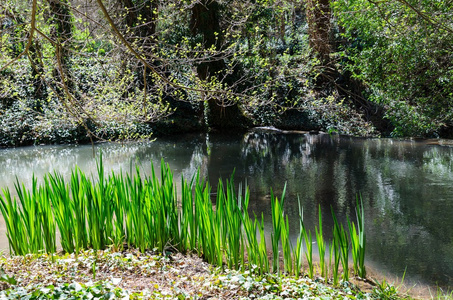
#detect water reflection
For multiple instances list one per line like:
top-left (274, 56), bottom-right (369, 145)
top-left (1, 130), bottom-right (453, 288)
top-left (239, 131), bottom-right (453, 287)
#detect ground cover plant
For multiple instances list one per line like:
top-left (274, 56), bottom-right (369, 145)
top-left (0, 248), bottom-right (421, 300)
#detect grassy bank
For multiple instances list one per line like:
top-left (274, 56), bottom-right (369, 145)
top-left (0, 248), bottom-right (418, 299)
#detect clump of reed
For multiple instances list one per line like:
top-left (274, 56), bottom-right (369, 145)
top-left (0, 158), bottom-right (367, 284)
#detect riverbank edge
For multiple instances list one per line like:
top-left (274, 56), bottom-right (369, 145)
top-left (0, 109), bottom-right (380, 149)
top-left (0, 248), bottom-right (417, 300)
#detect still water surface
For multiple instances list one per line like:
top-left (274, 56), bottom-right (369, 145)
top-left (1, 129), bottom-right (453, 289)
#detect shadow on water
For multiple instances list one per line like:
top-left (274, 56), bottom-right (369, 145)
top-left (1, 129), bottom-right (453, 293)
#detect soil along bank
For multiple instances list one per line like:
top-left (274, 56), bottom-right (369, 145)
top-left (0, 249), bottom-right (414, 299)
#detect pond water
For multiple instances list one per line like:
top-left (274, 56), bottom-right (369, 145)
top-left (1, 129), bottom-right (453, 290)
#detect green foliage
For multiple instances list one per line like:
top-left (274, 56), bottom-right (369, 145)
top-left (0, 55), bottom-right (159, 147)
top-left (0, 281), bottom-right (129, 299)
top-left (270, 187), bottom-right (285, 274)
top-left (333, 0), bottom-right (453, 137)
top-left (1, 0), bottom-right (383, 142)
top-left (349, 196), bottom-right (366, 278)
top-left (0, 267), bottom-right (17, 286)
top-left (315, 205), bottom-right (327, 278)
top-left (292, 199), bottom-right (304, 279)
top-left (2, 0), bottom-right (452, 139)
top-left (302, 224), bottom-right (314, 279)
top-left (300, 96), bottom-right (377, 136)
top-left (0, 157), bottom-right (368, 285)
top-left (0, 249), bottom-right (412, 300)
top-left (332, 208), bottom-right (350, 282)
top-left (372, 269), bottom-right (408, 300)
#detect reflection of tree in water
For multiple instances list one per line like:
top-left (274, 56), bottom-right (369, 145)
top-left (130, 133), bottom-right (214, 185)
top-left (241, 130), bottom-right (311, 192)
top-left (182, 144), bottom-right (209, 181)
top-left (239, 131), bottom-right (346, 239)
top-left (238, 130), bottom-right (453, 288)
top-left (240, 130), bottom-right (360, 218)
top-left (1, 132), bottom-right (453, 288)
top-left (348, 140), bottom-right (453, 288)
top-left (0, 135), bottom-right (211, 194)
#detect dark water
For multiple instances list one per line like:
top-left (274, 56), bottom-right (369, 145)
top-left (1, 129), bottom-right (453, 289)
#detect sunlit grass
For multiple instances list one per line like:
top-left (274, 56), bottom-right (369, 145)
top-left (349, 196), bottom-right (366, 278)
top-left (270, 187), bottom-right (285, 275)
top-left (0, 157), bottom-right (367, 284)
top-left (332, 207), bottom-right (350, 282)
top-left (292, 198), bottom-right (304, 278)
top-left (315, 205), bottom-right (326, 278)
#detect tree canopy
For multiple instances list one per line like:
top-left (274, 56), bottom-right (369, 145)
top-left (1, 0), bottom-right (452, 146)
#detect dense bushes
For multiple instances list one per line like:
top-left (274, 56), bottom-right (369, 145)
top-left (333, 0), bottom-right (453, 137)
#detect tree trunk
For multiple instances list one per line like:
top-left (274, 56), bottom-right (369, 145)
top-left (119, 0), bottom-right (159, 92)
top-left (46, 0), bottom-right (73, 97)
top-left (191, 0), bottom-right (248, 130)
top-left (28, 40), bottom-right (47, 111)
top-left (191, 0), bottom-right (225, 80)
top-left (120, 0), bottom-right (158, 43)
top-left (306, 0), bottom-right (331, 63)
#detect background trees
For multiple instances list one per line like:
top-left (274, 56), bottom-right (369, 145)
top-left (1, 0), bottom-right (452, 146)
top-left (334, 0), bottom-right (453, 136)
